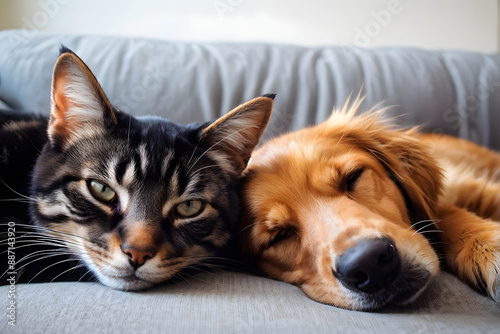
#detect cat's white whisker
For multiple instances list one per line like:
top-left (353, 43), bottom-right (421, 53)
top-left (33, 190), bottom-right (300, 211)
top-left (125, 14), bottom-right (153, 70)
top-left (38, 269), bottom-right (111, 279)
top-left (14, 223), bottom-right (92, 243)
top-left (78, 268), bottom-right (95, 282)
top-left (186, 127), bottom-right (249, 175)
top-left (0, 249), bottom-right (72, 278)
top-left (27, 257), bottom-right (84, 283)
top-left (0, 239), bottom-right (68, 250)
top-left (184, 143), bottom-right (201, 174)
top-left (0, 179), bottom-right (36, 202)
top-left (15, 248), bottom-right (73, 265)
top-left (0, 198), bottom-right (34, 203)
top-left (19, 250), bottom-right (80, 264)
top-left (50, 263), bottom-right (88, 283)
top-left (190, 164), bottom-right (220, 176)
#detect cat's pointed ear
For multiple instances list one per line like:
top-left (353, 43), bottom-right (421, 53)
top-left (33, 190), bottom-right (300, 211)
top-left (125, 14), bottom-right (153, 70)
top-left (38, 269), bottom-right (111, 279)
top-left (48, 46), bottom-right (117, 149)
top-left (200, 94), bottom-right (275, 172)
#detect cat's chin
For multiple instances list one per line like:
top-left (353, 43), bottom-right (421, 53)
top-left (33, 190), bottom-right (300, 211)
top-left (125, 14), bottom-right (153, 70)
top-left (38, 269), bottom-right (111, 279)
top-left (96, 273), bottom-right (157, 291)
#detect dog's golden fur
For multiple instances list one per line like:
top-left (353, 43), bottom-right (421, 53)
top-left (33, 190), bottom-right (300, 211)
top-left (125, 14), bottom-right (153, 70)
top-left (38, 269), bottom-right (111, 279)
top-left (240, 99), bottom-right (500, 310)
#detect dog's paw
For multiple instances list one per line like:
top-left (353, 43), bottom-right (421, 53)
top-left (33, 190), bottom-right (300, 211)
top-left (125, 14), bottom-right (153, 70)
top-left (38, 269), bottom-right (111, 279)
top-left (482, 234), bottom-right (500, 303)
top-left (473, 239), bottom-right (500, 302)
top-left (451, 224), bottom-right (500, 302)
top-left (486, 254), bottom-right (500, 303)
top-left (494, 274), bottom-right (500, 302)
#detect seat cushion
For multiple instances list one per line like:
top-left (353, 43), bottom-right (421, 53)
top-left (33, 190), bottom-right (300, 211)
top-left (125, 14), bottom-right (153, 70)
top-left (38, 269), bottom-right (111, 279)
top-left (1, 271), bottom-right (498, 333)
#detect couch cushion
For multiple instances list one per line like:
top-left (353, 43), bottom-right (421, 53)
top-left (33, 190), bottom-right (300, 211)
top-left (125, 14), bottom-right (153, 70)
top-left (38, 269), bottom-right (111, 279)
top-left (1, 30), bottom-right (500, 149)
top-left (1, 30), bottom-right (500, 333)
top-left (0, 271), bottom-right (498, 334)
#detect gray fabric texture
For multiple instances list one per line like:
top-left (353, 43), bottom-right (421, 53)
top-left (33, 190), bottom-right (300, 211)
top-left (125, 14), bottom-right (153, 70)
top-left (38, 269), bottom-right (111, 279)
top-left (0, 30), bottom-right (499, 332)
top-left (1, 30), bottom-right (500, 148)
top-left (0, 272), bottom-right (499, 334)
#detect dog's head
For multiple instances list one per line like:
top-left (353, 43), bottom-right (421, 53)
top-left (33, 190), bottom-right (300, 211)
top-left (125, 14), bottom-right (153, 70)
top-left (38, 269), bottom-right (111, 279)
top-left (240, 101), bottom-right (443, 310)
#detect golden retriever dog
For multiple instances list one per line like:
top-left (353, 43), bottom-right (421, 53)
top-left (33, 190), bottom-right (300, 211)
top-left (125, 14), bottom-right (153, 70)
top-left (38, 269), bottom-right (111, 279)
top-left (240, 99), bottom-right (500, 310)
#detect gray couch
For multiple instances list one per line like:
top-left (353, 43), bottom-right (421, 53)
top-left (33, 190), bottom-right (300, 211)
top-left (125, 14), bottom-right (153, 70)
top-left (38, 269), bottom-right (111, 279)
top-left (0, 30), bottom-right (499, 333)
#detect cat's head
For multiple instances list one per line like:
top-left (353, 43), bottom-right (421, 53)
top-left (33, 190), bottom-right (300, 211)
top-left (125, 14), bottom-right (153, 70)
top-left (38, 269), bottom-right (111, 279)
top-left (30, 48), bottom-right (274, 290)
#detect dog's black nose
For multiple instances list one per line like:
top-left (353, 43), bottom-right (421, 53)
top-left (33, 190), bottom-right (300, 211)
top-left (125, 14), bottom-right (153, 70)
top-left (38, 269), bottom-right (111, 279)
top-left (335, 238), bottom-right (401, 294)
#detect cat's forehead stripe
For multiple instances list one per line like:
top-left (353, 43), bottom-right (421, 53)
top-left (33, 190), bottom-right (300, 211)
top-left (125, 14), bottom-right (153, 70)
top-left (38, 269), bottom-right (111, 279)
top-left (183, 174), bottom-right (203, 197)
top-left (122, 161), bottom-right (136, 188)
top-left (107, 156), bottom-right (120, 182)
top-left (169, 168), bottom-right (180, 196)
top-left (36, 191), bottom-right (72, 217)
top-left (138, 143), bottom-right (149, 175)
top-left (115, 157), bottom-right (131, 185)
top-left (161, 199), bottom-right (175, 217)
top-left (161, 151), bottom-right (174, 179)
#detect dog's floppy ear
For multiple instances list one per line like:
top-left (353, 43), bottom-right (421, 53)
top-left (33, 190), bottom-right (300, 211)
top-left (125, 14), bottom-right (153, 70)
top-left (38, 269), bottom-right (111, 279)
top-left (48, 46), bottom-right (117, 150)
top-left (200, 94), bottom-right (274, 172)
top-left (327, 102), bottom-right (443, 220)
top-left (359, 126), bottom-right (443, 220)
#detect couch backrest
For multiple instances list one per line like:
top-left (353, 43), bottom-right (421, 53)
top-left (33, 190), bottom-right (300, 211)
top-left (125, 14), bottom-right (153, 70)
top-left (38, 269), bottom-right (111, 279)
top-left (1, 30), bottom-right (499, 149)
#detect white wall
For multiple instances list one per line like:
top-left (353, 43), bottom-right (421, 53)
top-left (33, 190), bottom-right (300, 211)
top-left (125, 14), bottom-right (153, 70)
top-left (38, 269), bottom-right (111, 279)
top-left (498, 0), bottom-right (500, 50)
top-left (0, 0), bottom-right (498, 53)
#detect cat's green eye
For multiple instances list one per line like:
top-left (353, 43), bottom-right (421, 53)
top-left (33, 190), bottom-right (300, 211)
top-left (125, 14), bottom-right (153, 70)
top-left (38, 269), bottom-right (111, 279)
top-left (88, 180), bottom-right (116, 204)
top-left (176, 200), bottom-right (205, 218)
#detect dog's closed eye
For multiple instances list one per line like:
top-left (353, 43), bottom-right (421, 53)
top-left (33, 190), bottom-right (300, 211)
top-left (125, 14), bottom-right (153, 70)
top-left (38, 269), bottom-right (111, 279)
top-left (263, 204), bottom-right (298, 247)
top-left (269, 228), bottom-right (296, 246)
top-left (346, 168), bottom-right (364, 193)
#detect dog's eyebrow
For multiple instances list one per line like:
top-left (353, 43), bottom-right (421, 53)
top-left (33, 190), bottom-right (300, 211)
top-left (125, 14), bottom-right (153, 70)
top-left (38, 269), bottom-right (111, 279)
top-left (334, 161), bottom-right (365, 181)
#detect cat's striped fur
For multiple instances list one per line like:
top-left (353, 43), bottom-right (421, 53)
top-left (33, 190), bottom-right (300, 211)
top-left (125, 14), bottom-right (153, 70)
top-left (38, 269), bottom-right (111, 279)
top-left (0, 47), bottom-right (273, 290)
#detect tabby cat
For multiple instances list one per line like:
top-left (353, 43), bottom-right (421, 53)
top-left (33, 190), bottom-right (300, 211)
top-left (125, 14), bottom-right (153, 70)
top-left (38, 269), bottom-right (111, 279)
top-left (0, 47), bottom-right (274, 290)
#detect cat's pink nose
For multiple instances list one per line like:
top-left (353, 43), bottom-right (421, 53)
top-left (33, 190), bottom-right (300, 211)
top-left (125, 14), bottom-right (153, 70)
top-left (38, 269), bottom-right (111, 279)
top-left (120, 244), bottom-right (156, 268)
